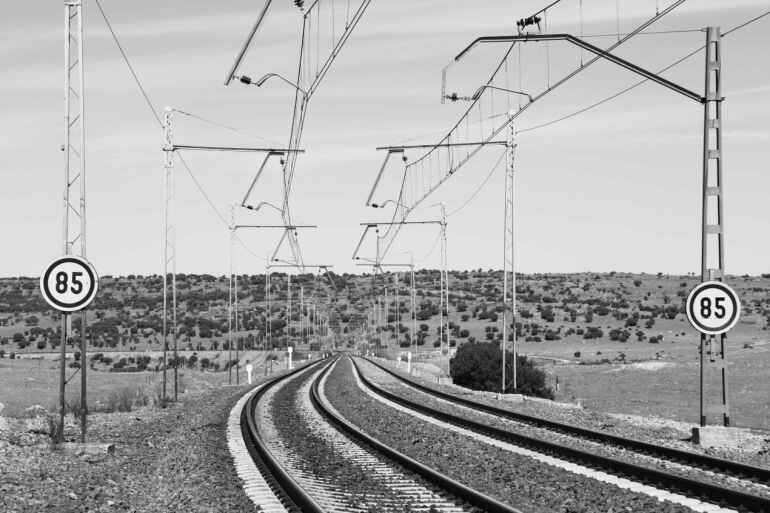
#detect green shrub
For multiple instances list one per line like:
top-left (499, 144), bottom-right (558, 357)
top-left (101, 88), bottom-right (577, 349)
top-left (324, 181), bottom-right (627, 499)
top-left (449, 341), bottom-right (554, 399)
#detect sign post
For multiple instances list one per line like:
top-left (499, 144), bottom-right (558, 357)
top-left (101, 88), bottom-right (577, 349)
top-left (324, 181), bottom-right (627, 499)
top-left (40, 254), bottom-right (98, 442)
top-left (287, 346), bottom-right (293, 370)
top-left (686, 281), bottom-right (740, 426)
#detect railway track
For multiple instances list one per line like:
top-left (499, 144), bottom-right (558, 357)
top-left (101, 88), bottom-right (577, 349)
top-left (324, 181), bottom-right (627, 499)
top-left (360, 356), bottom-right (770, 485)
top-left (352, 356), bottom-right (770, 513)
top-left (237, 355), bottom-right (523, 512)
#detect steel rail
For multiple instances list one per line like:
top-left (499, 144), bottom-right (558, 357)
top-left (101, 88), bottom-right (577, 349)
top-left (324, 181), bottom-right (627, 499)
top-left (242, 357), bottom-right (330, 513)
top-left (351, 358), bottom-right (770, 512)
top-left (309, 358), bottom-right (523, 513)
top-left (361, 356), bottom-right (770, 483)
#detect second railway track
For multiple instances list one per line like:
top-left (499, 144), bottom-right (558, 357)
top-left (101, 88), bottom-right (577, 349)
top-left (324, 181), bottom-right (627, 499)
top-left (240, 355), bottom-right (522, 512)
top-left (352, 356), bottom-right (770, 513)
top-left (360, 356), bottom-right (770, 484)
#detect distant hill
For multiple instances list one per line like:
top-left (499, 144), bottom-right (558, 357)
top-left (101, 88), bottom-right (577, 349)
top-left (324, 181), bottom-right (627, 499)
top-left (1, 271), bottom-right (767, 356)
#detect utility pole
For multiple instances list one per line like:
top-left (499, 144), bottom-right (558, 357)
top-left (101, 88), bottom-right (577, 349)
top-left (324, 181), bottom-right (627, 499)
top-left (300, 285), bottom-right (304, 347)
top-left (395, 272), bottom-right (400, 358)
top-left (700, 27), bottom-right (728, 427)
top-left (235, 256), bottom-right (240, 385)
top-left (385, 281), bottom-right (390, 358)
top-left (61, 0), bottom-right (87, 442)
top-left (439, 203), bottom-right (448, 377)
top-left (503, 117), bottom-right (517, 393)
top-left (265, 258), bottom-right (271, 374)
top-left (162, 107), bottom-right (175, 402)
top-left (228, 205), bottom-right (234, 385)
top-left (287, 274), bottom-right (292, 350)
top-left (410, 256), bottom-right (416, 357)
top-left (450, 27), bottom-right (729, 424)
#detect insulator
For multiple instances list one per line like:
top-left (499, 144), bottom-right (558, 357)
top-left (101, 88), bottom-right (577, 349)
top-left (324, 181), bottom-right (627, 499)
top-left (401, 155), bottom-right (408, 163)
top-left (294, 0), bottom-right (304, 8)
top-left (517, 15), bottom-right (542, 30)
top-left (239, 75), bottom-right (253, 85)
top-left (446, 92), bottom-right (459, 102)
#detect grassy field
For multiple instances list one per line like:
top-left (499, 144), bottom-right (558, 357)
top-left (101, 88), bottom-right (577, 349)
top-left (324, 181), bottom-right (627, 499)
top-left (0, 350), bottom-right (291, 417)
top-left (412, 327), bottom-right (770, 431)
top-left (2, 271), bottom-right (768, 432)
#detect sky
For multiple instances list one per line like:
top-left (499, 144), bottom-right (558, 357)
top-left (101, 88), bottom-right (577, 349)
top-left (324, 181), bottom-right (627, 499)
top-left (1, 0), bottom-right (769, 278)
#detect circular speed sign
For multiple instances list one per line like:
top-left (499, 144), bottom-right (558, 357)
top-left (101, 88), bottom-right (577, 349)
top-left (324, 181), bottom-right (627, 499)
top-left (685, 281), bottom-right (740, 335)
top-left (39, 255), bottom-right (98, 312)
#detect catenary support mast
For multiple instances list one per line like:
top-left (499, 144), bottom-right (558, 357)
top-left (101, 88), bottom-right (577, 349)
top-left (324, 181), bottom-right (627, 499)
top-left (503, 118), bottom-right (517, 392)
top-left (61, 0), bottom-right (88, 442)
top-left (700, 27), bottom-right (729, 427)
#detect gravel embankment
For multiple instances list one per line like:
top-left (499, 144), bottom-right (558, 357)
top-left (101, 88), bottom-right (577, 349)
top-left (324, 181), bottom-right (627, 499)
top-left (263, 363), bottom-right (414, 507)
top-left (0, 384), bottom-right (261, 512)
top-left (325, 356), bottom-right (693, 513)
top-left (355, 358), bottom-right (770, 500)
top-left (368, 358), bottom-right (770, 470)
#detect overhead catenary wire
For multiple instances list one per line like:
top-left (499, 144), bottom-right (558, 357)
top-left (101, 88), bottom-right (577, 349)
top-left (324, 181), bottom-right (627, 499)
top-left (95, 0), bottom-right (267, 262)
top-left (172, 109), bottom-right (285, 147)
top-left (94, 0), bottom-right (162, 128)
top-left (386, 25), bottom-right (709, 148)
top-left (515, 10), bottom-right (770, 134)
top-left (447, 148), bottom-right (507, 217)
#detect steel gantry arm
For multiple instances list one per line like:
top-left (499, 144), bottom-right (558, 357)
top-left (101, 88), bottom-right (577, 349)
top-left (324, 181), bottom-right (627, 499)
top-left (454, 34), bottom-right (704, 104)
top-left (366, 149), bottom-right (403, 207)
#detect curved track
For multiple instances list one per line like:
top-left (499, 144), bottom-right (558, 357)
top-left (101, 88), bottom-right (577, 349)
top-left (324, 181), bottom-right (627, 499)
top-left (361, 356), bottom-right (770, 484)
top-left (353, 356), bottom-right (770, 513)
top-left (240, 355), bottom-right (523, 512)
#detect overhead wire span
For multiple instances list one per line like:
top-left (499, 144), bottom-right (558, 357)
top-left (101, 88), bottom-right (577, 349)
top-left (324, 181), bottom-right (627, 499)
top-left (516, 9), bottom-right (770, 135)
top-left (94, 0), bottom-right (162, 128)
top-left (415, 232), bottom-right (442, 264)
top-left (377, 0), bottom-right (686, 263)
top-left (172, 109), bottom-right (285, 147)
top-left (447, 148), bottom-right (507, 217)
top-left (96, 0), bottom-right (268, 262)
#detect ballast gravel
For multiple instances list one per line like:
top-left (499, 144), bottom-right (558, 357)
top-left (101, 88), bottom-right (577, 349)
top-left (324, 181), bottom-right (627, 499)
top-left (325, 356), bottom-right (694, 513)
top-left (369, 358), bottom-right (770, 470)
top-left (355, 358), bottom-right (770, 501)
top-left (0, 384), bottom-right (263, 512)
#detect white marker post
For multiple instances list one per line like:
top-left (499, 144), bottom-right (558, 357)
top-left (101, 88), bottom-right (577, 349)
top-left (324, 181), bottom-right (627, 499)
top-left (287, 346), bottom-right (293, 370)
top-left (245, 362), bottom-right (253, 385)
top-left (407, 351), bottom-right (412, 374)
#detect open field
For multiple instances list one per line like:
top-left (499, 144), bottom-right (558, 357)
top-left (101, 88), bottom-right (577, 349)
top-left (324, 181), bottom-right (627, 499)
top-left (411, 333), bottom-right (770, 431)
top-left (2, 271), bottom-right (768, 432)
top-left (0, 350), bottom-right (294, 417)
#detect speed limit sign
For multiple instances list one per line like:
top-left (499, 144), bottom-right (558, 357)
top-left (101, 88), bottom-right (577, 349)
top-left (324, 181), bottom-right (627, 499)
top-left (39, 255), bottom-right (99, 312)
top-left (686, 281), bottom-right (741, 335)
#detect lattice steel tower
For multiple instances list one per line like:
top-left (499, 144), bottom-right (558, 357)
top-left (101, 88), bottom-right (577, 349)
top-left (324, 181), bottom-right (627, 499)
top-left (162, 106), bottom-right (178, 402)
top-left (700, 27), bottom-right (729, 427)
top-left (502, 119), bottom-right (517, 393)
top-left (60, 0), bottom-right (88, 443)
